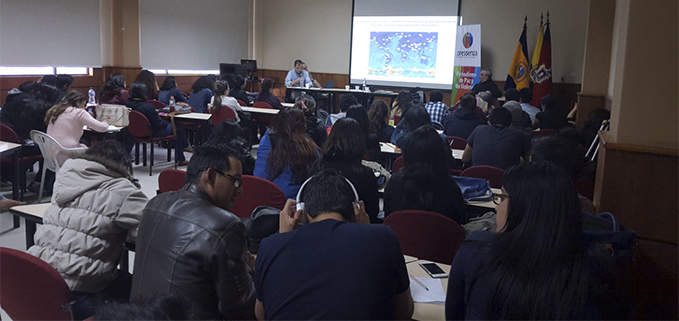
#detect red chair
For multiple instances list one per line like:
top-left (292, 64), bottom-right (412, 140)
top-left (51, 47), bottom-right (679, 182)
top-left (392, 156), bottom-right (405, 173)
top-left (210, 106), bottom-right (238, 127)
top-left (231, 175), bottom-right (287, 218)
top-left (128, 110), bottom-right (177, 176)
top-left (148, 100), bottom-right (166, 110)
top-left (383, 210), bottom-right (466, 264)
top-left (157, 169), bottom-right (186, 194)
top-left (236, 99), bottom-right (248, 106)
top-left (533, 129), bottom-right (558, 138)
top-left (0, 247), bottom-right (73, 320)
top-left (461, 165), bottom-right (505, 189)
top-left (0, 124), bottom-right (43, 200)
top-left (446, 136), bottom-right (468, 150)
top-left (251, 101), bottom-right (275, 127)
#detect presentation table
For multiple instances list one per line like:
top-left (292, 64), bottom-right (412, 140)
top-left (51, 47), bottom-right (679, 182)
top-left (287, 86), bottom-right (398, 112)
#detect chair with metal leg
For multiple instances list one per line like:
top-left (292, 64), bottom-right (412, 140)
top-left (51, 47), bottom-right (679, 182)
top-left (30, 130), bottom-right (88, 202)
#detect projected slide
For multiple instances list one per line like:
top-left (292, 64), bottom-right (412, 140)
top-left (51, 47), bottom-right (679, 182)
top-left (369, 32), bottom-right (438, 78)
top-left (351, 16), bottom-right (458, 90)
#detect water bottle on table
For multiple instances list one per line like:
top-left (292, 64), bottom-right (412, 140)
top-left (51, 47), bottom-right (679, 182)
top-left (86, 87), bottom-right (97, 118)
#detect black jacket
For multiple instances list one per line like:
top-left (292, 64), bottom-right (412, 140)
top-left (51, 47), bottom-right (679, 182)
top-left (125, 98), bottom-right (170, 136)
top-left (305, 115), bottom-right (327, 148)
top-left (443, 108), bottom-right (486, 140)
top-left (471, 80), bottom-right (503, 98)
top-left (131, 185), bottom-right (255, 320)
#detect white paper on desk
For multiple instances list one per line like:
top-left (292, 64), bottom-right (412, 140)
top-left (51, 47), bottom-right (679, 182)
top-left (409, 277), bottom-right (446, 304)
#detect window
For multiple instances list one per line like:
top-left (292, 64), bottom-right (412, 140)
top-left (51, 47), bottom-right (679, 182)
top-left (0, 67), bottom-right (91, 76)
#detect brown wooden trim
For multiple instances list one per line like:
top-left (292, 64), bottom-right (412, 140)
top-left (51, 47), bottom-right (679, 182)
top-left (599, 131), bottom-right (679, 156)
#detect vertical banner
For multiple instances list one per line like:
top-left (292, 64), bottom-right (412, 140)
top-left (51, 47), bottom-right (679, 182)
top-left (451, 24), bottom-right (481, 104)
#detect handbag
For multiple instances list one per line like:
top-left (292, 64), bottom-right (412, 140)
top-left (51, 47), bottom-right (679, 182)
top-left (96, 104), bottom-right (130, 127)
top-left (582, 212), bottom-right (637, 261)
top-left (452, 176), bottom-right (493, 202)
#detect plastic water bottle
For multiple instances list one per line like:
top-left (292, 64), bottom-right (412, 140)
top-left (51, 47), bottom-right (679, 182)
top-left (169, 96), bottom-right (176, 108)
top-left (86, 87), bottom-right (97, 118)
top-left (388, 111), bottom-right (395, 127)
top-left (362, 78), bottom-right (367, 90)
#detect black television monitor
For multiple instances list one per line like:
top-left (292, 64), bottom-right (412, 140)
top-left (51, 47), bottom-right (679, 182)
top-left (240, 59), bottom-right (257, 72)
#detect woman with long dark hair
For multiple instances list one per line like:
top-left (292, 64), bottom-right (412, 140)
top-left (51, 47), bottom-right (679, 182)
top-left (313, 117), bottom-right (380, 222)
top-left (254, 78), bottom-right (283, 109)
top-left (445, 161), bottom-right (623, 320)
top-left (254, 108), bottom-right (319, 199)
top-left (368, 100), bottom-right (395, 142)
top-left (99, 73), bottom-right (130, 105)
top-left (346, 104), bottom-right (380, 161)
top-left (188, 76), bottom-right (214, 113)
top-left (228, 75), bottom-right (250, 106)
top-left (209, 80), bottom-right (242, 122)
top-left (158, 76), bottom-right (187, 105)
top-left (383, 125), bottom-right (466, 224)
top-left (133, 70), bottom-right (159, 100)
top-left (293, 94), bottom-right (326, 148)
top-left (391, 103), bottom-right (446, 148)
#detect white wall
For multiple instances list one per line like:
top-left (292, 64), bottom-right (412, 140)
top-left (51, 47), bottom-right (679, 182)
top-left (254, 0), bottom-right (590, 85)
top-left (0, 0), bottom-right (102, 66)
top-left (255, 0), bottom-right (353, 74)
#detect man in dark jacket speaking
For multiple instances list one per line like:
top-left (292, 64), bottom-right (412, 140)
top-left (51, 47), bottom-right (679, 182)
top-left (131, 144), bottom-right (255, 320)
top-left (471, 68), bottom-right (503, 98)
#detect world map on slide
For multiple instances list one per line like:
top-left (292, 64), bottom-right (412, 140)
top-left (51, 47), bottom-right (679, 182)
top-left (368, 31), bottom-right (438, 78)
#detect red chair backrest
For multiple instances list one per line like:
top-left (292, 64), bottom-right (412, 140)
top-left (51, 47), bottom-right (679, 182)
top-left (252, 101), bottom-right (274, 109)
top-left (461, 165), bottom-right (505, 189)
top-left (128, 110), bottom-right (153, 138)
top-left (210, 106), bottom-right (237, 126)
top-left (158, 169), bottom-right (186, 193)
top-left (0, 124), bottom-right (20, 143)
top-left (392, 156), bottom-right (405, 173)
top-left (236, 99), bottom-right (248, 106)
top-left (393, 114), bottom-right (402, 125)
top-left (231, 175), bottom-right (287, 218)
top-left (383, 210), bottom-right (466, 264)
top-left (533, 129), bottom-right (558, 138)
top-left (0, 247), bottom-right (73, 320)
top-left (446, 136), bottom-right (468, 150)
top-left (148, 100), bottom-right (166, 110)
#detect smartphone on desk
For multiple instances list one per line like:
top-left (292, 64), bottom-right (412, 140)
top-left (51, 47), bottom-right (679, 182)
top-left (419, 261), bottom-right (448, 278)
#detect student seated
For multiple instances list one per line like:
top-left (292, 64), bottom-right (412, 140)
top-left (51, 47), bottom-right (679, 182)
top-left (188, 76), bottom-right (214, 113)
top-left (346, 104), bottom-right (380, 161)
top-left (519, 88), bottom-right (541, 123)
top-left (254, 108), bottom-right (320, 199)
top-left (133, 70), bottom-right (159, 100)
top-left (205, 120), bottom-right (255, 175)
top-left (131, 145), bottom-right (255, 320)
top-left (391, 103), bottom-right (446, 149)
top-left (462, 107), bottom-right (530, 170)
top-left (326, 93), bottom-right (358, 127)
top-left (126, 82), bottom-right (189, 166)
top-left (534, 94), bottom-right (568, 130)
top-left (391, 90), bottom-right (413, 118)
top-left (424, 90), bottom-right (448, 126)
top-left (157, 76), bottom-right (187, 105)
top-left (446, 162), bottom-right (624, 319)
top-left (45, 91), bottom-right (109, 164)
top-left (312, 118), bottom-right (380, 223)
top-left (254, 78), bottom-right (283, 109)
top-left (292, 94), bottom-right (326, 148)
top-left (28, 140), bottom-right (148, 321)
top-left (227, 75), bottom-right (250, 106)
top-left (384, 125), bottom-right (466, 224)
top-left (443, 94), bottom-right (486, 140)
top-left (254, 169), bottom-right (414, 320)
top-left (99, 73), bottom-right (130, 105)
top-left (368, 100), bottom-right (395, 142)
top-left (209, 80), bottom-right (243, 122)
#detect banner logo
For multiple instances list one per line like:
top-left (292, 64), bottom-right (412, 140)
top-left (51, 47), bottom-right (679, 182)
top-left (516, 62), bottom-right (528, 81)
top-left (530, 64), bottom-right (552, 84)
top-left (462, 32), bottom-right (473, 48)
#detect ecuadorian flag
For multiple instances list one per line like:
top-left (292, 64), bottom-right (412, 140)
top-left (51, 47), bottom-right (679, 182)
top-left (505, 19), bottom-right (530, 91)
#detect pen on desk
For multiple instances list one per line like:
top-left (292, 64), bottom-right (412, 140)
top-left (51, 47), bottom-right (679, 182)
top-left (410, 275), bottom-right (429, 291)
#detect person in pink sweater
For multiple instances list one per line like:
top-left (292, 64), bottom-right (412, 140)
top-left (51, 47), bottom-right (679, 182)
top-left (45, 91), bottom-right (109, 165)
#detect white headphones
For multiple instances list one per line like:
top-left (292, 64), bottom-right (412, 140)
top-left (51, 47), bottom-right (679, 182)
top-left (296, 174), bottom-right (359, 211)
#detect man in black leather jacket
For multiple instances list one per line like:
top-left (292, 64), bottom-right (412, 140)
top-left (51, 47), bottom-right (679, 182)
top-left (131, 145), bottom-right (255, 320)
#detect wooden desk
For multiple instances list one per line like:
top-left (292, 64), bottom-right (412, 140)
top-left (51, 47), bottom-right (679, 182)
top-left (408, 259), bottom-right (451, 320)
top-left (241, 106), bottom-right (280, 115)
top-left (0, 142), bottom-right (22, 227)
top-left (159, 112), bottom-right (213, 145)
top-left (8, 203), bottom-right (49, 249)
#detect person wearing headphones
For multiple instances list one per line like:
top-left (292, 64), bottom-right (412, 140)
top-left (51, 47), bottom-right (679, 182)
top-left (254, 169), bottom-right (414, 320)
